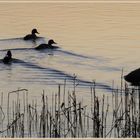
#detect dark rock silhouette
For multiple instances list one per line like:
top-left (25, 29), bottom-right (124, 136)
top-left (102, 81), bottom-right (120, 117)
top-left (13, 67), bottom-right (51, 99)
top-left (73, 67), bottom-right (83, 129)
top-left (24, 28), bottom-right (39, 40)
top-left (124, 68), bottom-right (140, 86)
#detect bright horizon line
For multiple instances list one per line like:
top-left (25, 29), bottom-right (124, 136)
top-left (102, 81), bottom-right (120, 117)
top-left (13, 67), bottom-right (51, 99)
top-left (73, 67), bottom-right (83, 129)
top-left (0, 0), bottom-right (140, 3)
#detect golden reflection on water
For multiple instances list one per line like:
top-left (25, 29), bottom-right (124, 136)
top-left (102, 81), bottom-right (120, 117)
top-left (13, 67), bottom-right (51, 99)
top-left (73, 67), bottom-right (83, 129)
top-left (0, 3), bottom-right (139, 132)
top-left (0, 3), bottom-right (140, 91)
top-left (0, 3), bottom-right (140, 51)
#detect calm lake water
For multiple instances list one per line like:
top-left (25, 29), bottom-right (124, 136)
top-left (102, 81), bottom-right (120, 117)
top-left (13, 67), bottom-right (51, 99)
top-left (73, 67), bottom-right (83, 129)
top-left (0, 3), bottom-right (139, 99)
top-left (0, 2), bottom-right (140, 137)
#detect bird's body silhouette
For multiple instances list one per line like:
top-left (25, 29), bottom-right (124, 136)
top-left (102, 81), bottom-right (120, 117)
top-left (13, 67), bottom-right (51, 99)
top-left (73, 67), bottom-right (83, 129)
top-left (24, 29), bottom-right (39, 40)
top-left (124, 68), bottom-right (140, 86)
top-left (35, 39), bottom-right (58, 50)
top-left (3, 50), bottom-right (12, 64)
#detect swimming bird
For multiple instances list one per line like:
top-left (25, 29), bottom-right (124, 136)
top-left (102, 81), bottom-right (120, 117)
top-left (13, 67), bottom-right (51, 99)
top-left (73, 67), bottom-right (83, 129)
top-left (124, 68), bottom-right (140, 86)
top-left (35, 39), bottom-right (58, 50)
top-left (24, 28), bottom-right (39, 40)
top-left (3, 50), bottom-right (12, 64)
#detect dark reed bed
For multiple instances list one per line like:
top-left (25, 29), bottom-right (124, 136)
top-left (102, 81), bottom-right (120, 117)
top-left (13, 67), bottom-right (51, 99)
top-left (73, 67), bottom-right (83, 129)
top-left (0, 76), bottom-right (140, 138)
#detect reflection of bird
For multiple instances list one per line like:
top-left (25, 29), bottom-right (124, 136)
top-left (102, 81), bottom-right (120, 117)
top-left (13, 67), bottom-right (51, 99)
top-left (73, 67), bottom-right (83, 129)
top-left (3, 50), bottom-right (12, 64)
top-left (124, 68), bottom-right (140, 86)
top-left (24, 28), bottom-right (39, 40)
top-left (35, 39), bottom-right (58, 50)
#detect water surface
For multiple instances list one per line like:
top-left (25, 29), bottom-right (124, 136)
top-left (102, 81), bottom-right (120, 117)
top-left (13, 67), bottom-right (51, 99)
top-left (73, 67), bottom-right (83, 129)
top-left (0, 3), bottom-right (139, 104)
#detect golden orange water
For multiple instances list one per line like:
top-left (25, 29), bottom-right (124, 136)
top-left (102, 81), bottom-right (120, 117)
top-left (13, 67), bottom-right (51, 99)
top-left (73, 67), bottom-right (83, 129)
top-left (0, 2), bottom-right (139, 107)
top-left (0, 2), bottom-right (140, 137)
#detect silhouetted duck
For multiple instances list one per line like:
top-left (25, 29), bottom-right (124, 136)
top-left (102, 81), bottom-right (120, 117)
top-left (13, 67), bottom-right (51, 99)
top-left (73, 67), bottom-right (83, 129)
top-left (24, 28), bottom-right (39, 40)
top-left (124, 68), bottom-right (140, 86)
top-left (35, 39), bottom-right (58, 50)
top-left (3, 50), bottom-right (12, 64)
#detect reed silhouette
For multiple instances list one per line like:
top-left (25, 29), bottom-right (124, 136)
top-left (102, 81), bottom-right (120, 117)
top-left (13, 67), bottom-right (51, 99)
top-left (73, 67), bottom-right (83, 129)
top-left (0, 76), bottom-right (139, 138)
